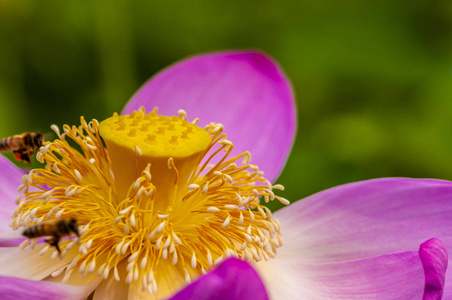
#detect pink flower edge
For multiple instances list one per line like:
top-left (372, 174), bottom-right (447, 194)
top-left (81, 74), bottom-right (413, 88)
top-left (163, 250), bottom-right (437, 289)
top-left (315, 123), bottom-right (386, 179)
top-left (170, 258), bottom-right (268, 300)
top-left (0, 155), bottom-right (27, 238)
top-left (0, 276), bottom-right (97, 300)
top-left (256, 238), bottom-right (447, 299)
top-left (420, 238), bottom-right (448, 300)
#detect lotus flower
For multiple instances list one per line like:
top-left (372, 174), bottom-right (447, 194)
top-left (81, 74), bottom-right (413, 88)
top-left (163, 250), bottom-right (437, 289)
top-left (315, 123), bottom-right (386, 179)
top-left (0, 51), bottom-right (449, 300)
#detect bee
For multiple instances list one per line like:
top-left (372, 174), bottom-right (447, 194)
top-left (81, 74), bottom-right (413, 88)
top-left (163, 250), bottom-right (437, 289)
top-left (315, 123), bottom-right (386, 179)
top-left (22, 218), bottom-right (80, 254)
top-left (0, 132), bottom-right (44, 163)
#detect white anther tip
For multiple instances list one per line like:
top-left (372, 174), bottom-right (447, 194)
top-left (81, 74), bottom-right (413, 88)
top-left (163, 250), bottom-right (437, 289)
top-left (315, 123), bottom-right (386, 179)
top-left (207, 207), bottom-right (220, 212)
top-left (135, 145), bottom-right (142, 156)
top-left (187, 184), bottom-right (200, 190)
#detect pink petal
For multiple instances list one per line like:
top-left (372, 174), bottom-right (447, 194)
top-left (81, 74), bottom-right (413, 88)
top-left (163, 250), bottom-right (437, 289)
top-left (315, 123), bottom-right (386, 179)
top-left (257, 242), bottom-right (445, 299)
top-left (170, 258), bottom-right (268, 300)
top-left (0, 155), bottom-right (26, 238)
top-left (420, 238), bottom-right (448, 300)
top-left (123, 50), bottom-right (296, 182)
top-left (274, 178), bottom-right (452, 296)
top-left (0, 276), bottom-right (96, 300)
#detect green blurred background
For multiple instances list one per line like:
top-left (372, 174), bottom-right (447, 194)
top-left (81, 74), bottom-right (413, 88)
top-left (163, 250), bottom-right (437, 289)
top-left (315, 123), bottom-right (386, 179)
top-left (1, 1), bottom-right (452, 211)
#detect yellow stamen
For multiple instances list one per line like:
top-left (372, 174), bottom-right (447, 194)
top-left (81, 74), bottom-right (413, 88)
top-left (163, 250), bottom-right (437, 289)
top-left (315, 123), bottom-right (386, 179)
top-left (11, 107), bottom-right (288, 298)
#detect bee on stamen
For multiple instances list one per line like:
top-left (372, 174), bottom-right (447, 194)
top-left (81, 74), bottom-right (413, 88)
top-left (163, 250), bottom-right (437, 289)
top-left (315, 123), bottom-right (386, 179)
top-left (0, 132), bottom-right (44, 163)
top-left (22, 218), bottom-right (80, 254)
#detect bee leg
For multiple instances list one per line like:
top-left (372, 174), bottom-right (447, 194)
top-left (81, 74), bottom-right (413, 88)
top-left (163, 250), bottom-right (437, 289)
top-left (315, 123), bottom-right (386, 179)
top-left (21, 151), bottom-right (31, 164)
top-left (13, 149), bottom-right (31, 164)
top-left (46, 237), bottom-right (61, 255)
top-left (13, 151), bottom-right (23, 162)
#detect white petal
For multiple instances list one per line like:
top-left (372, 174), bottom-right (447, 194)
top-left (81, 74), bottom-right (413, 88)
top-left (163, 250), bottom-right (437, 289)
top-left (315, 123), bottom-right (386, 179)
top-left (0, 244), bottom-right (78, 280)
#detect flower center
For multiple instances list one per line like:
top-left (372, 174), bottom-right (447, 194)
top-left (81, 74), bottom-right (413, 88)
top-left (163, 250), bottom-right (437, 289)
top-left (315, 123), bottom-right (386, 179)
top-left (98, 109), bottom-right (211, 212)
top-left (11, 107), bottom-right (289, 298)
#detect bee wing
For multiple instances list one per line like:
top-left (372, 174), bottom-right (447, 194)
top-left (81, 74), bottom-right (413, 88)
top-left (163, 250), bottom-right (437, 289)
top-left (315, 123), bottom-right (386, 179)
top-left (42, 132), bottom-right (55, 143)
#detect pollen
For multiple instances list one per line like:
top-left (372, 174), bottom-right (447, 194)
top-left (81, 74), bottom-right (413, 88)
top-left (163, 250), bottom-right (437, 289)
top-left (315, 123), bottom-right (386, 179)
top-left (10, 107), bottom-right (289, 299)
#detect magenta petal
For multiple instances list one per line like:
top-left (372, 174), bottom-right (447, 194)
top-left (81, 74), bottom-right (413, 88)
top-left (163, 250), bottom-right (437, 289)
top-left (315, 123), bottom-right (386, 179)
top-left (258, 249), bottom-right (427, 299)
top-left (123, 51), bottom-right (296, 182)
top-left (0, 155), bottom-right (26, 236)
top-left (274, 178), bottom-right (452, 296)
top-left (420, 238), bottom-right (448, 300)
top-left (0, 276), bottom-right (95, 300)
top-left (170, 258), bottom-right (268, 300)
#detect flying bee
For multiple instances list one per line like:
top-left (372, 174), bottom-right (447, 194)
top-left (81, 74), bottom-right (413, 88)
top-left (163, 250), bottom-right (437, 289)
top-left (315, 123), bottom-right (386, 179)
top-left (22, 218), bottom-right (80, 254)
top-left (0, 132), bottom-right (44, 163)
